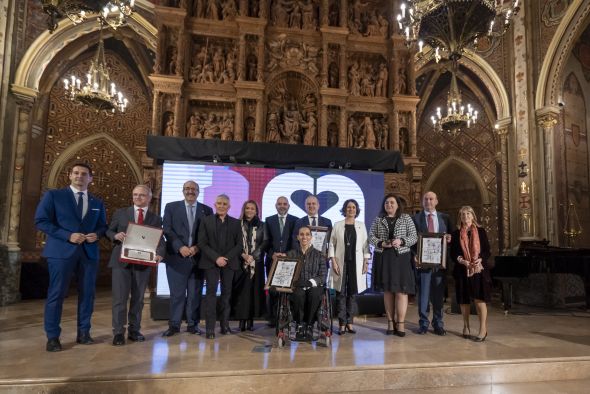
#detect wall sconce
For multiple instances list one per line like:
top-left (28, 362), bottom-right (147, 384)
top-left (518, 161), bottom-right (528, 178)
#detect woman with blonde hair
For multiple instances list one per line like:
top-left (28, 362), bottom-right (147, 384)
top-left (449, 206), bottom-right (492, 342)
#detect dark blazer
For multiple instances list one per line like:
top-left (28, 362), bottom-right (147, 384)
top-left (450, 226), bottom-right (491, 273)
top-left (286, 247), bottom-right (328, 287)
top-left (292, 215), bottom-right (333, 245)
top-left (163, 200), bottom-right (213, 257)
top-left (34, 187), bottom-right (107, 260)
top-left (264, 213), bottom-right (298, 255)
top-left (106, 206), bottom-right (166, 268)
top-left (197, 215), bottom-right (244, 270)
top-left (413, 211), bottom-right (452, 235)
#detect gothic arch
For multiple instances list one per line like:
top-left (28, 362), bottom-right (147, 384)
top-left (424, 156), bottom-right (491, 206)
top-left (536, 0), bottom-right (590, 108)
top-left (46, 133), bottom-right (143, 188)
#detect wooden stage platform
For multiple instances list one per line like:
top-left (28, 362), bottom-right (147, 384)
top-left (1, 292), bottom-right (590, 393)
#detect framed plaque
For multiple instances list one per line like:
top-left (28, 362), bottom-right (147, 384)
top-left (265, 257), bottom-right (303, 293)
top-left (416, 233), bottom-right (447, 269)
top-left (120, 223), bottom-right (163, 267)
top-left (309, 226), bottom-right (330, 256)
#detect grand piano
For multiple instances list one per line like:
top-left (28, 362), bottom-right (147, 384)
top-left (493, 240), bottom-right (590, 310)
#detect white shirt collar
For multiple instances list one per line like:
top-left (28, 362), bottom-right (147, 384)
top-left (69, 185), bottom-right (87, 195)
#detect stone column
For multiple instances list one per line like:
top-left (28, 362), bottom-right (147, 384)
top-left (410, 110), bottom-right (417, 157)
top-left (321, 0), bottom-right (329, 26)
top-left (319, 104), bottom-right (328, 146)
top-left (254, 98), bottom-right (264, 141)
top-left (176, 25), bottom-right (186, 77)
top-left (339, 45), bottom-right (347, 90)
top-left (339, 0), bottom-right (348, 28)
top-left (173, 94), bottom-right (182, 136)
top-left (321, 41), bottom-right (329, 88)
top-left (1, 92), bottom-right (35, 305)
top-left (536, 108), bottom-right (560, 245)
top-left (392, 49), bottom-right (400, 95)
top-left (235, 97), bottom-right (244, 141)
top-left (257, 36), bottom-right (265, 81)
top-left (407, 49), bottom-right (416, 96)
top-left (496, 119), bottom-right (511, 251)
top-left (339, 108), bottom-right (347, 147)
top-left (155, 23), bottom-right (166, 74)
top-left (152, 91), bottom-right (162, 135)
top-left (238, 34), bottom-right (246, 81)
top-left (391, 110), bottom-right (399, 151)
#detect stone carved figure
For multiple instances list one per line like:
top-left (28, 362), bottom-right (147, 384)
top-left (206, 0), bottom-right (220, 19)
top-left (266, 35), bottom-right (321, 76)
top-left (221, 114), bottom-right (234, 140)
top-left (203, 113), bottom-right (221, 139)
top-left (249, 0), bottom-right (260, 17)
top-left (361, 116), bottom-right (375, 149)
top-left (397, 65), bottom-right (407, 95)
top-left (282, 99), bottom-right (303, 143)
top-left (168, 46), bottom-right (178, 74)
top-left (349, 0), bottom-right (369, 34)
top-left (245, 117), bottom-right (256, 141)
top-left (348, 62), bottom-right (361, 96)
top-left (301, 0), bottom-right (317, 30)
top-left (302, 110), bottom-right (318, 145)
top-left (360, 66), bottom-right (374, 97)
top-left (375, 63), bottom-right (388, 97)
top-left (221, 0), bottom-right (238, 20)
top-left (377, 13), bottom-right (389, 37)
top-left (212, 47), bottom-right (225, 78)
top-left (347, 117), bottom-right (358, 147)
top-left (246, 54), bottom-right (258, 81)
top-left (364, 13), bottom-right (381, 37)
top-left (380, 121), bottom-right (389, 150)
top-left (328, 122), bottom-right (338, 147)
top-left (266, 112), bottom-right (281, 143)
top-left (399, 127), bottom-right (409, 155)
top-left (187, 114), bottom-right (202, 138)
top-left (328, 2), bottom-right (339, 26)
top-left (289, 1), bottom-right (302, 28)
top-left (328, 61), bottom-right (339, 88)
top-left (164, 112), bottom-right (175, 136)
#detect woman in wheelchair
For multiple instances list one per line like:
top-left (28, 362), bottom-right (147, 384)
top-left (277, 225), bottom-right (328, 341)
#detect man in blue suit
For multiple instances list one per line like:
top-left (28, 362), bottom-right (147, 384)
top-left (162, 180), bottom-right (213, 337)
top-left (413, 191), bottom-right (452, 336)
top-left (35, 163), bottom-right (107, 352)
top-left (264, 196), bottom-right (297, 325)
top-left (292, 195), bottom-right (333, 247)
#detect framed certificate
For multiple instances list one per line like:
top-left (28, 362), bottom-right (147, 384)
top-left (120, 223), bottom-right (163, 267)
top-left (309, 226), bottom-right (330, 256)
top-left (416, 233), bottom-right (447, 269)
top-left (265, 257), bottom-right (303, 293)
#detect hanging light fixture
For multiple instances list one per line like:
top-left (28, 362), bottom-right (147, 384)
top-left (396, 0), bottom-right (519, 134)
top-left (41, 0), bottom-right (135, 32)
top-left (63, 20), bottom-right (128, 114)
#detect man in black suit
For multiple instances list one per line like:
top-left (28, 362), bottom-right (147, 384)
top-left (292, 195), bottom-right (333, 246)
top-left (264, 196), bottom-right (298, 325)
top-left (107, 185), bottom-right (165, 346)
top-left (162, 180), bottom-right (213, 337)
top-left (413, 191), bottom-right (452, 336)
top-left (197, 194), bottom-right (243, 339)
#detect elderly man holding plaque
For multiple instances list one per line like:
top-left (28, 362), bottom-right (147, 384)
top-left (285, 225), bottom-right (328, 341)
top-left (292, 195), bottom-right (332, 251)
top-left (162, 181), bottom-right (213, 337)
top-left (412, 191), bottom-right (452, 336)
top-left (107, 185), bottom-right (165, 346)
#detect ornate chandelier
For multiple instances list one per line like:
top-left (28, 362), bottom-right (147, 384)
top-left (62, 21), bottom-right (128, 114)
top-left (41, 0), bottom-right (135, 32)
top-left (396, 0), bottom-right (519, 134)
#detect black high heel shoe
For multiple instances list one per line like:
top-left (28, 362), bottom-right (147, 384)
top-left (473, 333), bottom-right (488, 342)
top-left (386, 320), bottom-right (395, 335)
top-left (345, 324), bottom-right (356, 334)
top-left (246, 319), bottom-right (254, 331)
top-left (462, 326), bottom-right (471, 339)
top-left (394, 321), bottom-right (406, 337)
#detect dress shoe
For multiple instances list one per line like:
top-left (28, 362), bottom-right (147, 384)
top-left (206, 331), bottom-right (215, 339)
top-left (433, 327), bottom-right (446, 336)
top-left (46, 338), bottom-right (62, 352)
top-left (220, 325), bottom-right (232, 335)
top-left (239, 320), bottom-right (246, 332)
top-left (76, 333), bottom-right (95, 345)
top-left (246, 319), bottom-right (254, 331)
top-left (186, 325), bottom-right (202, 335)
top-left (128, 331), bottom-right (145, 342)
top-left (417, 326), bottom-right (428, 335)
top-left (338, 325), bottom-right (346, 335)
top-left (295, 324), bottom-right (307, 341)
top-left (345, 324), bottom-right (357, 334)
top-left (394, 322), bottom-right (406, 337)
top-left (113, 334), bottom-right (125, 346)
top-left (162, 327), bottom-right (180, 337)
top-left (473, 333), bottom-right (488, 342)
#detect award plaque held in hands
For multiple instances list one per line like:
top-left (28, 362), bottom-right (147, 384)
top-left (120, 223), bottom-right (163, 266)
top-left (309, 226), bottom-right (330, 256)
top-left (416, 233), bottom-right (447, 269)
top-left (265, 257), bottom-right (303, 293)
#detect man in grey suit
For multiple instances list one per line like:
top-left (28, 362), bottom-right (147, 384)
top-left (162, 180), bottom-right (213, 337)
top-left (107, 184), bottom-right (165, 346)
top-left (413, 191), bottom-right (452, 336)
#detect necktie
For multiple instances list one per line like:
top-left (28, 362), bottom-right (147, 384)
top-left (137, 208), bottom-right (144, 225)
top-left (427, 213), bottom-right (435, 233)
top-left (279, 216), bottom-right (285, 234)
top-left (187, 205), bottom-right (195, 245)
top-left (311, 217), bottom-right (317, 227)
top-left (76, 192), bottom-right (84, 218)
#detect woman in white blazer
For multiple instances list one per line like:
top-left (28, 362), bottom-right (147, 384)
top-left (328, 199), bottom-right (371, 335)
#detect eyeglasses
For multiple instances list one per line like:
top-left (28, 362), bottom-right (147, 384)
top-left (183, 187), bottom-right (199, 191)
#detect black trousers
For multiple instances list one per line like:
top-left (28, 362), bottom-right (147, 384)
top-left (204, 266), bottom-right (237, 331)
top-left (290, 286), bottom-right (323, 325)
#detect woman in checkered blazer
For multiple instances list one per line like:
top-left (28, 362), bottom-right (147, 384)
top-left (369, 193), bottom-right (418, 336)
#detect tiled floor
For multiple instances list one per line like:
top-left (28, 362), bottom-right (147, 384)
top-left (1, 292), bottom-right (589, 392)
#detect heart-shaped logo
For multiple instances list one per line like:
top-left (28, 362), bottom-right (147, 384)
top-left (290, 190), bottom-right (339, 216)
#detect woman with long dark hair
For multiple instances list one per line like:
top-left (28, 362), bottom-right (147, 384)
top-left (369, 194), bottom-right (417, 336)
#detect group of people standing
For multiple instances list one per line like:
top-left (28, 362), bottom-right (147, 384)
top-left (35, 163), bottom-right (492, 352)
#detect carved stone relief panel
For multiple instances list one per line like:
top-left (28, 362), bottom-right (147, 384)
top-left (347, 52), bottom-right (387, 97)
top-left (190, 36), bottom-right (238, 84)
top-left (270, 0), bottom-right (319, 30)
top-left (266, 34), bottom-right (322, 79)
top-left (328, 0), bottom-right (340, 27)
top-left (243, 99), bottom-right (257, 141)
top-left (327, 44), bottom-right (340, 88)
top-left (347, 112), bottom-right (388, 149)
top-left (246, 35), bottom-right (259, 82)
top-left (348, 0), bottom-right (389, 37)
top-left (266, 71), bottom-right (318, 144)
top-left (167, 29), bottom-right (179, 75)
top-left (186, 100), bottom-right (236, 140)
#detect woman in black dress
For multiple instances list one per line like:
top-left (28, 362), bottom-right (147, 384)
top-left (232, 200), bottom-right (266, 331)
top-left (369, 194), bottom-right (418, 336)
top-left (450, 206), bottom-right (491, 342)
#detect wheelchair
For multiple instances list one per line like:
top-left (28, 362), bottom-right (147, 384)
top-left (274, 286), bottom-right (333, 348)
